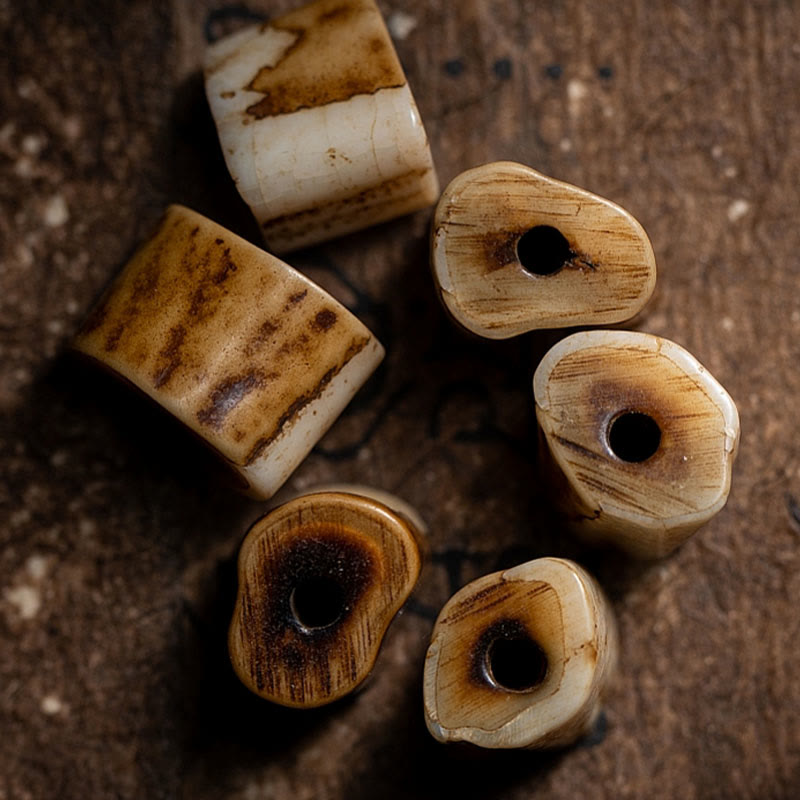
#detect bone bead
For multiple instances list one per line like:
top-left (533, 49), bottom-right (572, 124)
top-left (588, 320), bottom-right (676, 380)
top-left (73, 205), bottom-right (384, 499)
top-left (423, 557), bottom-right (617, 749)
top-left (431, 162), bottom-right (657, 338)
top-left (204, 0), bottom-right (439, 254)
top-left (534, 331), bottom-right (740, 558)
top-left (229, 490), bottom-right (424, 708)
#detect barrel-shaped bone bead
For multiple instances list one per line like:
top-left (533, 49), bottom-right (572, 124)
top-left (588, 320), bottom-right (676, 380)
top-left (73, 205), bottom-right (384, 499)
top-left (534, 331), bottom-right (740, 557)
top-left (229, 490), bottom-right (424, 707)
top-left (423, 557), bottom-right (617, 749)
top-left (431, 162), bottom-right (656, 338)
top-left (205, 0), bottom-right (439, 254)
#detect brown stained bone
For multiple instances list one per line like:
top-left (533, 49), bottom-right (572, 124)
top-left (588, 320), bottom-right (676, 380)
top-left (243, 0), bottom-right (407, 119)
top-left (431, 162), bottom-right (657, 338)
top-left (203, 0), bottom-right (439, 254)
top-left (229, 491), bottom-right (424, 708)
top-left (72, 205), bottom-right (384, 500)
top-left (423, 558), bottom-right (617, 749)
top-left (534, 331), bottom-right (740, 558)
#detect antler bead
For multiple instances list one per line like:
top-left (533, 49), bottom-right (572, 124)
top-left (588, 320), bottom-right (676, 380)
top-left (229, 490), bottom-right (424, 707)
top-left (423, 557), bottom-right (617, 749)
top-left (534, 331), bottom-right (740, 557)
top-left (431, 162), bottom-right (656, 338)
top-left (204, 0), bottom-right (439, 254)
top-left (73, 205), bottom-right (384, 499)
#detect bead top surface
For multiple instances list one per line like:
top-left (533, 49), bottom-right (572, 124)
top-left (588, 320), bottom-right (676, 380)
top-left (431, 162), bottom-right (657, 338)
top-left (534, 330), bottom-right (740, 554)
top-left (423, 557), bottom-right (616, 749)
top-left (229, 492), bottom-right (423, 707)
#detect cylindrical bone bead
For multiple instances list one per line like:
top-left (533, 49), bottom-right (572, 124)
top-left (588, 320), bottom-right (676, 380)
top-left (423, 557), bottom-right (617, 749)
top-left (229, 490), bottom-right (424, 707)
top-left (534, 331), bottom-right (740, 557)
top-left (431, 161), bottom-right (656, 338)
top-left (72, 205), bottom-right (384, 499)
top-left (204, 0), bottom-right (439, 254)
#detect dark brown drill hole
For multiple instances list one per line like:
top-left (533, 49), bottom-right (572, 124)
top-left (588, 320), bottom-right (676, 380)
top-left (289, 576), bottom-right (346, 631)
top-left (516, 225), bottom-right (573, 276)
top-left (607, 411), bottom-right (662, 463)
top-left (485, 635), bottom-right (548, 692)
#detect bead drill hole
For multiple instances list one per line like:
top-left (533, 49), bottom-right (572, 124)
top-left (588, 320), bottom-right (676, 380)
top-left (516, 225), bottom-right (573, 276)
top-left (289, 576), bottom-right (346, 631)
top-left (485, 635), bottom-right (548, 692)
top-left (607, 411), bottom-right (662, 463)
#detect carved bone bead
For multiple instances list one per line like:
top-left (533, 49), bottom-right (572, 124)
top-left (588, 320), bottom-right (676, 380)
top-left (423, 557), bottom-right (617, 749)
top-left (431, 161), bottom-right (657, 338)
top-left (534, 331), bottom-right (740, 558)
top-left (229, 490), bottom-right (424, 707)
top-left (204, 0), bottom-right (439, 254)
top-left (72, 205), bottom-right (384, 500)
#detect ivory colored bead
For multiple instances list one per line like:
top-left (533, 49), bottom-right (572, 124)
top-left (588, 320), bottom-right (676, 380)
top-left (73, 205), bottom-right (384, 500)
top-left (431, 161), bottom-right (657, 338)
top-left (423, 557), bottom-right (617, 749)
top-left (204, 0), bottom-right (439, 254)
top-left (229, 490), bottom-right (424, 708)
top-left (534, 331), bottom-right (740, 558)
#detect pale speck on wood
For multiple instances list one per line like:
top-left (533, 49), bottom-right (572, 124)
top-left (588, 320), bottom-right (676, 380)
top-left (567, 79), bottom-right (588, 115)
top-left (387, 10), bottom-right (417, 40)
top-left (43, 194), bottom-right (69, 227)
top-left (21, 134), bottom-right (44, 156)
top-left (727, 199), bottom-right (750, 223)
top-left (5, 586), bottom-right (41, 619)
top-left (40, 695), bottom-right (63, 715)
top-left (26, 554), bottom-right (50, 580)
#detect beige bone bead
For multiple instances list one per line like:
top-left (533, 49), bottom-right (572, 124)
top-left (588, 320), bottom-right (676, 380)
top-left (73, 205), bottom-right (384, 500)
top-left (204, 0), bottom-right (439, 254)
top-left (534, 331), bottom-right (740, 558)
top-left (423, 557), bottom-right (617, 749)
top-left (229, 490), bottom-right (424, 708)
top-left (431, 161), bottom-right (657, 338)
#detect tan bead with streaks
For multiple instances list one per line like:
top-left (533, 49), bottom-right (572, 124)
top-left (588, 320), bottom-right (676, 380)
top-left (204, 0), bottom-right (439, 254)
top-left (423, 557), bottom-right (617, 749)
top-left (431, 162), bottom-right (657, 338)
top-left (73, 205), bottom-right (384, 499)
top-left (534, 331), bottom-right (740, 557)
top-left (229, 491), bottom-right (424, 708)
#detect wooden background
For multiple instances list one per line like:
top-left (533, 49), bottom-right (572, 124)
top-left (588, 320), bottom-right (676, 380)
top-left (2, 1), bottom-right (800, 797)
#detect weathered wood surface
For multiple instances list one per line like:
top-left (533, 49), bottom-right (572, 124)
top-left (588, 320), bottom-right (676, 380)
top-left (2, 1), bottom-right (800, 798)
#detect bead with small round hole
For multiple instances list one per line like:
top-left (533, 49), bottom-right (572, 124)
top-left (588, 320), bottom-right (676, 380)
top-left (430, 162), bottom-right (657, 338)
top-left (423, 557), bottom-right (617, 749)
top-left (533, 330), bottom-right (740, 558)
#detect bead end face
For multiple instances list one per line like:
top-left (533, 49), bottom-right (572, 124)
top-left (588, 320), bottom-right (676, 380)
top-left (423, 558), bottom-right (616, 749)
top-left (431, 162), bottom-right (657, 338)
top-left (534, 330), bottom-right (740, 556)
top-left (230, 492), bottom-right (423, 707)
